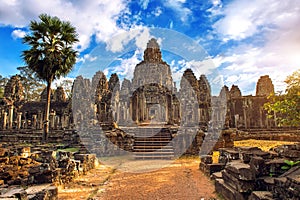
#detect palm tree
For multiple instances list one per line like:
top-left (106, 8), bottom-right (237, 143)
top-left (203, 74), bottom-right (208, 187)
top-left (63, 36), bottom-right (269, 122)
top-left (22, 14), bottom-right (78, 142)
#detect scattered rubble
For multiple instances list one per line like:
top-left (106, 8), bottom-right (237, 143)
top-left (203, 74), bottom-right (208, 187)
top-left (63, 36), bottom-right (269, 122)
top-left (0, 143), bottom-right (96, 200)
top-left (200, 143), bottom-right (300, 200)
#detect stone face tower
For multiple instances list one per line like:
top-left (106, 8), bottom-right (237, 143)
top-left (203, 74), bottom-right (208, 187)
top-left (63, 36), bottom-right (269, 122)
top-left (132, 38), bottom-right (173, 90)
top-left (256, 75), bottom-right (274, 96)
top-left (4, 75), bottom-right (24, 102)
top-left (130, 38), bottom-right (175, 124)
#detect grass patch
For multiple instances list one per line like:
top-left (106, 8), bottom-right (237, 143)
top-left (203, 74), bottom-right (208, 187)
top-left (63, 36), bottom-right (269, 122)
top-left (57, 147), bottom-right (80, 153)
top-left (234, 139), bottom-right (296, 151)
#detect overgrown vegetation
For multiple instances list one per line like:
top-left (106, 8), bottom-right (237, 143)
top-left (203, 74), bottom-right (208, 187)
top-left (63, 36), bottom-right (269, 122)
top-left (0, 75), bottom-right (8, 98)
top-left (281, 160), bottom-right (300, 170)
top-left (17, 66), bottom-right (45, 101)
top-left (264, 69), bottom-right (300, 126)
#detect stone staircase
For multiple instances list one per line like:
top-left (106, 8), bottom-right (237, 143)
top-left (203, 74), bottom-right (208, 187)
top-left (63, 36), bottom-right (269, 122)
top-left (131, 127), bottom-right (174, 160)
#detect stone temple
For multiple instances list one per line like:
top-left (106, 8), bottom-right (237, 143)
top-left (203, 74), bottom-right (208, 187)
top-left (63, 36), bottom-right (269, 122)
top-left (92, 38), bottom-right (214, 129)
top-left (91, 38), bottom-right (277, 130)
top-left (0, 38), bottom-right (281, 132)
top-left (0, 38), bottom-right (290, 159)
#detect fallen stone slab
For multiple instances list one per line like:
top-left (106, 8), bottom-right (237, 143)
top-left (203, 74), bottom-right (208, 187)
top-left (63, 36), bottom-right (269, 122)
top-left (249, 156), bottom-right (266, 176)
top-left (211, 171), bottom-right (222, 180)
top-left (215, 178), bottom-right (247, 200)
top-left (222, 170), bottom-right (255, 193)
top-left (249, 191), bottom-right (274, 200)
top-left (225, 161), bottom-right (256, 181)
top-left (0, 187), bottom-right (27, 199)
top-left (200, 163), bottom-right (225, 175)
top-left (26, 184), bottom-right (58, 200)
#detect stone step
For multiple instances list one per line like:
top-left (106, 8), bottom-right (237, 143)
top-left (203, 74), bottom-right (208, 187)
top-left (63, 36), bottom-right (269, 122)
top-left (133, 155), bottom-right (174, 160)
top-left (132, 128), bottom-right (174, 160)
top-left (134, 137), bottom-right (171, 141)
top-left (134, 145), bottom-right (173, 149)
top-left (134, 151), bottom-right (174, 154)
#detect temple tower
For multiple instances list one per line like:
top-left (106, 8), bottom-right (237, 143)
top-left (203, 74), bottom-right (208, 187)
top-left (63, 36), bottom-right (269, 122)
top-left (256, 75), bottom-right (274, 96)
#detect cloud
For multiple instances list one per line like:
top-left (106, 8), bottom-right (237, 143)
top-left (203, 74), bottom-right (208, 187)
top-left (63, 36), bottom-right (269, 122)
top-left (152, 7), bottom-right (163, 17)
top-left (0, 0), bottom-right (129, 51)
top-left (110, 50), bottom-right (142, 80)
top-left (78, 54), bottom-right (98, 63)
top-left (11, 29), bottom-right (26, 39)
top-left (164, 0), bottom-right (192, 22)
top-left (140, 0), bottom-right (150, 10)
top-left (105, 27), bottom-right (152, 53)
top-left (211, 0), bottom-right (300, 94)
top-left (213, 0), bottom-right (300, 41)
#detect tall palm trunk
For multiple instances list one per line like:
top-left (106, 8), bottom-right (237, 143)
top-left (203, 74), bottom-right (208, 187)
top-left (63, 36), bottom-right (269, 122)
top-left (43, 81), bottom-right (51, 142)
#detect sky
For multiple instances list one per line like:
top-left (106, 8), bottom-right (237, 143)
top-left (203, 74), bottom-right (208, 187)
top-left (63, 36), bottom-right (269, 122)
top-left (0, 0), bottom-right (299, 95)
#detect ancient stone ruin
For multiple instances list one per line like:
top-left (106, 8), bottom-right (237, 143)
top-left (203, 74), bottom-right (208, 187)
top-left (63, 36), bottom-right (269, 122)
top-left (0, 38), bottom-right (299, 199)
top-left (200, 143), bottom-right (300, 200)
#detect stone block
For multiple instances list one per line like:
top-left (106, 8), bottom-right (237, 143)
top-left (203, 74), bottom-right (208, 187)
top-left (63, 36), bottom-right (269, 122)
top-left (249, 156), bottom-right (266, 176)
top-left (220, 148), bottom-right (240, 160)
top-left (225, 161), bottom-right (256, 181)
top-left (222, 170), bottom-right (255, 193)
top-left (249, 191), bottom-right (274, 200)
top-left (201, 163), bottom-right (225, 175)
top-left (200, 155), bottom-right (213, 164)
top-left (0, 187), bottom-right (27, 199)
top-left (211, 171), bottom-right (222, 180)
top-left (26, 184), bottom-right (58, 200)
top-left (215, 178), bottom-right (247, 200)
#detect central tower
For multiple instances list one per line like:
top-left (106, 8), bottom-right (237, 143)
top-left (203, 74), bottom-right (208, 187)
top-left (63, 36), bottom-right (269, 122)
top-left (130, 38), bottom-right (176, 124)
top-left (132, 38), bottom-right (173, 91)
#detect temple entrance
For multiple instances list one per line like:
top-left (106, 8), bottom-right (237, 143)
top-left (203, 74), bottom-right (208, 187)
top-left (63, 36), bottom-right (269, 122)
top-left (130, 83), bottom-right (173, 126)
top-left (148, 103), bottom-right (166, 124)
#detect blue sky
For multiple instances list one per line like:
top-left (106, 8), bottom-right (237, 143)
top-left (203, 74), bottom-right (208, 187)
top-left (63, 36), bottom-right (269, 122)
top-left (0, 0), bottom-right (299, 95)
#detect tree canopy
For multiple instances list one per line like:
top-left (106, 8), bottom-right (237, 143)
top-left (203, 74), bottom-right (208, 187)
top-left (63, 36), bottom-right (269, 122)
top-left (264, 69), bottom-right (300, 126)
top-left (22, 14), bottom-right (78, 141)
top-left (0, 75), bottom-right (8, 98)
top-left (17, 66), bottom-right (45, 101)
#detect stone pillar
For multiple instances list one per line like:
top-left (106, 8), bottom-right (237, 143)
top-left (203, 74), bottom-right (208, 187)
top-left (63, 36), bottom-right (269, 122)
top-left (49, 110), bottom-right (56, 129)
top-left (234, 114), bottom-right (239, 128)
top-left (17, 112), bottom-right (22, 129)
top-left (32, 114), bottom-right (37, 129)
top-left (37, 111), bottom-right (43, 129)
top-left (55, 115), bottom-right (60, 129)
top-left (8, 105), bottom-right (14, 129)
top-left (2, 112), bottom-right (7, 130)
top-left (243, 102), bottom-right (248, 129)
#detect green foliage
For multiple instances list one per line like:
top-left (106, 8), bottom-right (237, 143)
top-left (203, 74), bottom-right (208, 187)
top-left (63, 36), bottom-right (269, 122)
top-left (0, 75), bottom-right (8, 98)
top-left (0, 87), bottom-right (3, 98)
top-left (57, 147), bottom-right (79, 153)
top-left (17, 66), bottom-right (45, 101)
top-left (55, 78), bottom-right (74, 99)
top-left (264, 69), bottom-right (300, 126)
top-left (22, 14), bottom-right (79, 84)
top-left (21, 14), bottom-right (79, 141)
top-left (281, 160), bottom-right (300, 170)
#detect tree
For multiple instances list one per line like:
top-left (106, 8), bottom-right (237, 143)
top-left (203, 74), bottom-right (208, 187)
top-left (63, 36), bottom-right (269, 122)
top-left (0, 75), bottom-right (8, 98)
top-left (17, 66), bottom-right (45, 101)
top-left (55, 78), bottom-right (74, 99)
top-left (22, 14), bottom-right (78, 141)
top-left (264, 69), bottom-right (300, 127)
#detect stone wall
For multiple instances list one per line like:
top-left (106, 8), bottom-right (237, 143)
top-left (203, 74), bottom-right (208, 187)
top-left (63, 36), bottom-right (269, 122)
top-left (234, 128), bottom-right (300, 141)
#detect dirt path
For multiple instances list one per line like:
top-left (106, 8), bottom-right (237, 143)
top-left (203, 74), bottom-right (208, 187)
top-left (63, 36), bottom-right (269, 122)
top-left (58, 158), bottom-right (218, 200)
